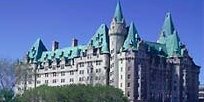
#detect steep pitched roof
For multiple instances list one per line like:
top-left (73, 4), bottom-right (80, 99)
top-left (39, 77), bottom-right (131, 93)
top-left (157, 12), bottom-right (175, 44)
top-left (121, 22), bottom-right (140, 51)
top-left (114, 1), bottom-right (124, 23)
top-left (87, 24), bottom-right (109, 53)
top-left (28, 24), bottom-right (109, 63)
top-left (28, 38), bottom-right (47, 62)
top-left (165, 30), bottom-right (182, 57)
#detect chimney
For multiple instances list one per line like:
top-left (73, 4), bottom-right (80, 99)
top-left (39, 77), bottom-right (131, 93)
top-left (52, 41), bottom-right (59, 51)
top-left (72, 38), bottom-right (78, 47)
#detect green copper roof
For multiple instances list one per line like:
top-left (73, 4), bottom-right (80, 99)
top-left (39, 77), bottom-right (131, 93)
top-left (157, 12), bottom-right (184, 57)
top-left (39, 45), bottom-right (86, 62)
top-left (87, 24), bottom-right (109, 53)
top-left (145, 41), bottom-right (167, 56)
top-left (28, 38), bottom-right (47, 62)
top-left (165, 30), bottom-right (181, 57)
top-left (27, 24), bottom-right (109, 63)
top-left (114, 1), bottom-right (124, 23)
top-left (121, 22), bottom-right (140, 51)
top-left (158, 12), bottom-right (175, 44)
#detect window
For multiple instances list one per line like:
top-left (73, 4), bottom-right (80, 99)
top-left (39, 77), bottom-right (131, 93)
top-left (61, 65), bottom-right (65, 69)
top-left (70, 78), bottom-right (74, 82)
top-left (95, 76), bottom-right (99, 80)
top-left (70, 71), bottom-right (74, 75)
top-left (121, 67), bottom-right (123, 72)
top-left (120, 83), bottom-right (122, 87)
top-left (128, 67), bottom-right (130, 71)
top-left (127, 83), bottom-right (130, 87)
top-left (79, 77), bottom-right (83, 81)
top-left (37, 74), bottom-right (41, 78)
top-left (45, 80), bottom-right (48, 84)
top-left (45, 73), bottom-right (48, 77)
top-left (79, 62), bottom-right (84, 67)
top-left (61, 79), bottom-right (65, 83)
top-left (96, 61), bottom-right (101, 65)
top-left (87, 69), bottom-right (89, 74)
top-left (53, 79), bottom-right (56, 83)
top-left (128, 74), bottom-right (131, 79)
top-left (28, 81), bottom-right (32, 84)
top-left (53, 72), bottom-right (57, 77)
top-left (61, 72), bottom-right (65, 76)
top-left (127, 91), bottom-right (130, 97)
top-left (79, 70), bottom-right (84, 74)
top-left (37, 80), bottom-right (41, 84)
top-left (121, 75), bottom-right (123, 79)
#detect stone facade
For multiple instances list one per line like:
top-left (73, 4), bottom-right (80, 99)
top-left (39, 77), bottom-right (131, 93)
top-left (199, 85), bottom-right (204, 102)
top-left (15, 2), bottom-right (200, 102)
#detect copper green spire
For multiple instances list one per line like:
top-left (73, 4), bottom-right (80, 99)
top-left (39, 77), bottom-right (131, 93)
top-left (158, 12), bottom-right (175, 44)
top-left (122, 22), bottom-right (140, 51)
top-left (162, 12), bottom-right (175, 36)
top-left (114, 1), bottom-right (124, 22)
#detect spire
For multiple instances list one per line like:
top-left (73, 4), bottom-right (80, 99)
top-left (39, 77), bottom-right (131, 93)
top-left (162, 12), bottom-right (175, 36)
top-left (122, 22), bottom-right (140, 51)
top-left (157, 12), bottom-right (175, 44)
top-left (114, 1), bottom-right (124, 22)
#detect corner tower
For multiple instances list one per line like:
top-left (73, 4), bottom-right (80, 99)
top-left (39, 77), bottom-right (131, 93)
top-left (109, 1), bottom-right (128, 87)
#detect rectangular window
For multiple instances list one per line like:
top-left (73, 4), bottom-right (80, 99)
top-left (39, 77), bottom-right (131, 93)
top-left (79, 70), bottom-right (84, 74)
top-left (37, 80), bottom-right (41, 84)
top-left (70, 71), bottom-right (74, 75)
top-left (61, 65), bottom-right (65, 69)
top-left (70, 78), bottom-right (74, 82)
top-left (53, 79), bottom-right (56, 83)
top-left (128, 67), bottom-right (131, 71)
top-left (37, 74), bottom-right (41, 78)
top-left (61, 72), bottom-right (65, 76)
top-left (53, 72), bottom-right (57, 77)
top-left (45, 80), bottom-right (48, 84)
top-left (127, 83), bottom-right (130, 87)
top-left (45, 73), bottom-right (48, 77)
top-left (61, 79), bottom-right (65, 83)
top-left (127, 91), bottom-right (130, 97)
top-left (128, 74), bottom-right (131, 79)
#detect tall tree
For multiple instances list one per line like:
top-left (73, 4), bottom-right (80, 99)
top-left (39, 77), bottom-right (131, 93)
top-left (0, 58), bottom-right (15, 89)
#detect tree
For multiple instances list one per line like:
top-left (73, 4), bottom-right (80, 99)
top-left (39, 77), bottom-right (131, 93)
top-left (0, 88), bottom-right (15, 102)
top-left (0, 58), bottom-right (16, 102)
top-left (0, 58), bottom-right (15, 89)
top-left (16, 84), bottom-right (128, 102)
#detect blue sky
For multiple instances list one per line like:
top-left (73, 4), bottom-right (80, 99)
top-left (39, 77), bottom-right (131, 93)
top-left (0, 0), bottom-right (203, 83)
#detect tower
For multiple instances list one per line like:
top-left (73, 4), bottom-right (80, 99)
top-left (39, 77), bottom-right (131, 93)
top-left (109, 1), bottom-right (127, 87)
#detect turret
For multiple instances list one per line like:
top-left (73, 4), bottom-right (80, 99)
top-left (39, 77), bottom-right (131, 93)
top-left (109, 1), bottom-right (128, 87)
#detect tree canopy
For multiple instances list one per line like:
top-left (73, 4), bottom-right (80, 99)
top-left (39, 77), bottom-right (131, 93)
top-left (16, 84), bottom-right (128, 102)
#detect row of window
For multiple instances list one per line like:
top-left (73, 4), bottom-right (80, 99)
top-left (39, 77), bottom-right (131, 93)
top-left (43, 71), bottom-right (75, 78)
top-left (38, 68), bottom-right (102, 78)
top-left (36, 76), bottom-right (102, 84)
top-left (78, 61), bottom-right (102, 67)
top-left (120, 82), bottom-right (131, 88)
top-left (120, 74), bottom-right (131, 80)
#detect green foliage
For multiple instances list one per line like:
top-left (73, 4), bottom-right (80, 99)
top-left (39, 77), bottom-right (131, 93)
top-left (16, 84), bottom-right (128, 102)
top-left (0, 88), bottom-right (15, 102)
